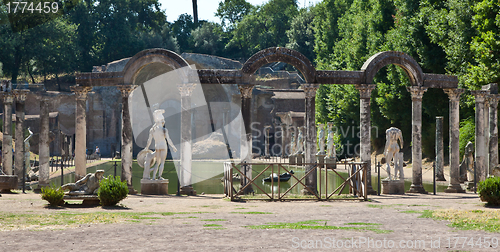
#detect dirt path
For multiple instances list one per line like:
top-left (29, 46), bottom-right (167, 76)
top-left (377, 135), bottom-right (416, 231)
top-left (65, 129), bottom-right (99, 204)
top-left (1, 191), bottom-right (498, 251)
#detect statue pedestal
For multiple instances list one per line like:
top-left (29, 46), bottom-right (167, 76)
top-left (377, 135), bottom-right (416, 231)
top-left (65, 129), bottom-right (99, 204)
top-left (382, 180), bottom-right (405, 194)
top-left (316, 154), bottom-right (326, 168)
top-left (325, 157), bottom-right (337, 170)
top-left (141, 179), bottom-right (169, 195)
top-left (289, 155), bottom-right (296, 165)
top-left (0, 175), bottom-right (18, 193)
top-left (296, 154), bottom-right (303, 166)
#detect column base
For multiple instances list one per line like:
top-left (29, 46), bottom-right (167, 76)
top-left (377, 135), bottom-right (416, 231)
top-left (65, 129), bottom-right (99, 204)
top-left (128, 185), bottom-right (138, 195)
top-left (316, 154), bottom-right (326, 168)
top-left (325, 157), bottom-right (337, 169)
top-left (406, 184), bottom-right (428, 194)
top-left (33, 183), bottom-right (50, 193)
top-left (141, 179), bottom-right (169, 195)
top-left (366, 185), bottom-right (377, 195)
top-left (179, 186), bottom-right (197, 196)
top-left (289, 155), bottom-right (296, 165)
top-left (0, 175), bottom-right (18, 193)
top-left (301, 186), bottom-right (317, 196)
top-left (296, 154), bottom-right (303, 166)
top-left (382, 180), bottom-right (405, 194)
top-left (444, 184), bottom-right (465, 193)
top-left (436, 175), bottom-right (446, 181)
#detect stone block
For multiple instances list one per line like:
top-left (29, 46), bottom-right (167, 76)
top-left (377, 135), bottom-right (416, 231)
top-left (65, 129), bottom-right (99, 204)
top-left (0, 175), bottom-right (18, 192)
top-left (296, 154), bottom-right (303, 166)
top-left (141, 179), bottom-right (169, 195)
top-left (382, 180), bottom-right (405, 194)
top-left (289, 155), bottom-right (296, 165)
top-left (325, 157), bottom-right (337, 169)
top-left (316, 154), bottom-right (326, 168)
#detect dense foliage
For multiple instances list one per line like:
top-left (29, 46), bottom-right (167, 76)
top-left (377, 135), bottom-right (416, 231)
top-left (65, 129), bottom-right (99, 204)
top-left (41, 184), bottom-right (65, 206)
top-left (2, 0), bottom-right (499, 159)
top-left (98, 176), bottom-right (128, 206)
top-left (478, 176), bottom-right (500, 206)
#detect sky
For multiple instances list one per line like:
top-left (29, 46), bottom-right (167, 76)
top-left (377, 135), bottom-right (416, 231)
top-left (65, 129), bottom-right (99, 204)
top-left (159, 0), bottom-right (323, 23)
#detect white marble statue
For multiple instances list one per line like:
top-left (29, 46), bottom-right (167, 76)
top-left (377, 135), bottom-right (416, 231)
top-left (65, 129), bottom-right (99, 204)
top-left (24, 127), bottom-right (34, 173)
top-left (317, 124), bottom-right (325, 155)
top-left (294, 127), bottom-right (305, 155)
top-left (384, 127), bottom-right (404, 180)
top-left (326, 122), bottom-right (336, 159)
top-left (141, 109), bottom-right (178, 180)
top-left (61, 170), bottom-right (105, 195)
top-left (290, 132), bottom-right (296, 155)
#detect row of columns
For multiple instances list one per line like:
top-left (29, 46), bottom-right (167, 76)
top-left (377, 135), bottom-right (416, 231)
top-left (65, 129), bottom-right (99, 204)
top-left (355, 84), bottom-right (468, 194)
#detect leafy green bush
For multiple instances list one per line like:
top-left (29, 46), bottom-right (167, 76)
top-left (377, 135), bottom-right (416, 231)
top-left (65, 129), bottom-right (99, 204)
top-left (478, 176), bottom-right (500, 206)
top-left (98, 176), bottom-right (128, 206)
top-left (41, 184), bottom-right (65, 206)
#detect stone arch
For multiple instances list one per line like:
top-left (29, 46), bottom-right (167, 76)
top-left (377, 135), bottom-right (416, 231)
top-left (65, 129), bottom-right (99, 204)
top-left (361, 51), bottom-right (424, 86)
top-left (242, 47), bottom-right (316, 83)
top-left (122, 48), bottom-right (191, 85)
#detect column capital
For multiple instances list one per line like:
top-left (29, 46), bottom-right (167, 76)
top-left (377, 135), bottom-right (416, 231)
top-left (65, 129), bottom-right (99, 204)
top-left (443, 88), bottom-right (464, 101)
top-left (407, 86), bottom-right (428, 101)
top-left (1, 92), bottom-right (14, 104)
top-left (13, 89), bottom-right (29, 103)
top-left (117, 85), bottom-right (136, 98)
top-left (238, 84), bottom-right (254, 99)
top-left (1, 80), bottom-right (12, 92)
top-left (487, 94), bottom-right (500, 108)
top-left (71, 86), bottom-right (92, 100)
top-left (302, 84), bottom-right (320, 98)
top-left (177, 83), bottom-right (197, 97)
top-left (471, 90), bottom-right (489, 103)
top-left (355, 84), bottom-right (376, 99)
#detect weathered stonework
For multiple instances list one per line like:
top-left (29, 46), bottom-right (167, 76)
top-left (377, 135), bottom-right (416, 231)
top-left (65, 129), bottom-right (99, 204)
top-left (178, 83), bottom-right (197, 195)
top-left (71, 86), bottom-right (92, 181)
top-left (435, 116), bottom-right (445, 181)
top-left (444, 88), bottom-right (465, 192)
top-left (2, 92), bottom-right (14, 175)
top-left (38, 96), bottom-right (50, 188)
top-left (13, 89), bottom-right (28, 187)
top-left (355, 84), bottom-right (377, 195)
top-left (407, 86), bottom-right (428, 194)
top-left (118, 85), bottom-right (137, 194)
top-left (472, 90), bottom-right (489, 182)
top-left (488, 94), bottom-right (500, 175)
top-left (302, 84), bottom-right (319, 195)
top-left (238, 84), bottom-right (254, 194)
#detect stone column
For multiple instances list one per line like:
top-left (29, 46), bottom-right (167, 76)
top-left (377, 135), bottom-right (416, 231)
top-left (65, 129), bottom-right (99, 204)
top-left (178, 83), bottom-right (196, 195)
top-left (39, 95), bottom-right (50, 188)
top-left (472, 90), bottom-right (489, 182)
top-left (302, 84), bottom-right (319, 194)
top-left (488, 94), bottom-right (500, 174)
top-left (71, 86), bottom-right (91, 181)
top-left (443, 88), bottom-right (465, 192)
top-left (238, 84), bottom-right (254, 194)
top-left (407, 86), bottom-right (428, 194)
top-left (355, 84), bottom-right (377, 195)
top-left (118, 85), bottom-right (137, 194)
top-left (280, 123), bottom-right (287, 158)
top-left (264, 125), bottom-right (271, 158)
top-left (2, 91), bottom-right (14, 175)
top-left (435, 116), bottom-right (445, 181)
top-left (13, 90), bottom-right (28, 187)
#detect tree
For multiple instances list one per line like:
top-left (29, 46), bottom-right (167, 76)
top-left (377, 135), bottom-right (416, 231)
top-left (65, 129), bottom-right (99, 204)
top-left (216, 0), bottom-right (254, 31)
top-left (286, 7), bottom-right (316, 61)
top-left (191, 22), bottom-right (225, 56)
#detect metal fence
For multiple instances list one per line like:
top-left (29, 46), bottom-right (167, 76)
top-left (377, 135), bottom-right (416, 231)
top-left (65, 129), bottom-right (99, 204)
top-left (223, 161), bottom-right (368, 201)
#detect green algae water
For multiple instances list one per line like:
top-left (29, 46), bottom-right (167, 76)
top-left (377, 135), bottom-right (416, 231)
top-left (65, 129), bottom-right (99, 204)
top-left (50, 161), bottom-right (447, 194)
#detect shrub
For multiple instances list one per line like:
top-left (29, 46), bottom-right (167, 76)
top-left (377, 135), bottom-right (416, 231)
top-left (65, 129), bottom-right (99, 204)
top-left (478, 176), bottom-right (500, 206)
top-left (98, 176), bottom-right (128, 206)
top-left (41, 184), bottom-right (65, 206)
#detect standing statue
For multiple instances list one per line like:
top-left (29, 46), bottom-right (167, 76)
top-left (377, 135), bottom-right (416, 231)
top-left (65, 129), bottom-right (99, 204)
top-left (140, 109), bottom-right (178, 180)
top-left (459, 141), bottom-right (474, 182)
top-left (317, 124), bottom-right (325, 155)
top-left (61, 170), bottom-right (105, 195)
top-left (24, 127), bottom-right (34, 175)
top-left (294, 127), bottom-right (305, 155)
top-left (326, 122), bottom-right (336, 159)
top-left (384, 127), bottom-right (404, 180)
top-left (290, 132), bottom-right (296, 155)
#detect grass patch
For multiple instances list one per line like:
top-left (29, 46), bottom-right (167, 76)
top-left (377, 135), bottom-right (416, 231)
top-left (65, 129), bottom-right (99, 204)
top-left (367, 204), bottom-right (404, 209)
top-left (230, 211), bottom-right (272, 214)
top-left (203, 224), bottom-right (222, 227)
top-left (400, 210), bottom-right (424, 214)
top-left (420, 209), bottom-right (500, 232)
top-left (172, 216), bottom-right (199, 219)
top-left (246, 220), bottom-right (391, 234)
top-left (201, 219), bottom-right (227, 222)
top-left (234, 207), bottom-right (248, 210)
top-left (344, 222), bottom-right (381, 226)
top-left (160, 211), bottom-right (209, 216)
top-left (204, 227), bottom-right (226, 230)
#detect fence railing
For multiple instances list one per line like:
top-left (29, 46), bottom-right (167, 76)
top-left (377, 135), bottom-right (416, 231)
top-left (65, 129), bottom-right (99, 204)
top-left (223, 161), bottom-right (368, 201)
